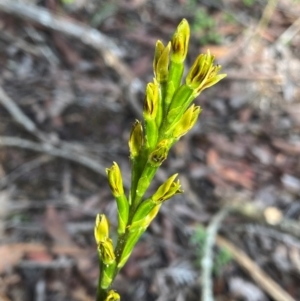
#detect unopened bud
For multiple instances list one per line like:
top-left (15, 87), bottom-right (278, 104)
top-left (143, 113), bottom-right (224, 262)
top-left (144, 81), bottom-right (159, 120)
top-left (99, 238), bottom-right (115, 265)
top-left (105, 290), bottom-right (120, 301)
top-left (106, 162), bottom-right (124, 197)
top-left (173, 105), bottom-right (201, 138)
top-left (94, 214), bottom-right (109, 245)
top-left (171, 19), bottom-right (190, 64)
top-left (153, 41), bottom-right (171, 83)
top-left (152, 173), bottom-right (183, 204)
top-left (129, 120), bottom-right (143, 158)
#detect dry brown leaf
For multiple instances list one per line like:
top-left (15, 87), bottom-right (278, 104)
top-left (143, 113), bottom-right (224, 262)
top-left (44, 205), bottom-right (74, 246)
top-left (273, 139), bottom-right (300, 155)
top-left (0, 243), bottom-right (88, 274)
top-left (206, 148), bottom-right (220, 168)
top-left (0, 245), bottom-right (24, 274)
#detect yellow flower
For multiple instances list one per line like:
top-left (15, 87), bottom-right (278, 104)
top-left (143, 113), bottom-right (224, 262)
top-left (152, 173), bottom-right (183, 204)
top-left (105, 290), bottom-right (120, 301)
top-left (173, 104), bottom-right (201, 139)
top-left (186, 50), bottom-right (226, 95)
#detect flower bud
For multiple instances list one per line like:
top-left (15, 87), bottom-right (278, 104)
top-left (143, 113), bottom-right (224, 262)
top-left (152, 173), bottom-right (183, 204)
top-left (144, 81), bottom-right (159, 120)
top-left (94, 214), bottom-right (109, 245)
top-left (186, 50), bottom-right (226, 96)
top-left (153, 41), bottom-right (171, 83)
top-left (144, 81), bottom-right (160, 149)
top-left (105, 290), bottom-right (120, 301)
top-left (173, 105), bottom-right (201, 138)
top-left (106, 162), bottom-right (124, 197)
top-left (149, 140), bottom-right (170, 167)
top-left (171, 19), bottom-right (190, 64)
top-left (99, 238), bottom-right (115, 265)
top-left (129, 120), bottom-right (143, 159)
top-left (131, 174), bottom-right (182, 230)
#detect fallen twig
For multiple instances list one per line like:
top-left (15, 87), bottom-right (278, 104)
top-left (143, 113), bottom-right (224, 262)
top-left (0, 85), bottom-right (127, 183)
top-left (201, 207), bottom-right (230, 301)
top-left (0, 86), bottom-right (46, 141)
top-left (0, 155), bottom-right (53, 188)
top-left (276, 16), bottom-right (300, 46)
top-left (0, 136), bottom-right (106, 177)
top-left (216, 236), bottom-right (296, 301)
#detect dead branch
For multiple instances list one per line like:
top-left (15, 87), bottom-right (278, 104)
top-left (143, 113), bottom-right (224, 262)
top-left (0, 86), bottom-right (48, 141)
top-left (0, 155), bottom-right (53, 188)
top-left (276, 16), bottom-right (300, 46)
top-left (0, 136), bottom-right (106, 177)
top-left (231, 203), bottom-right (300, 240)
top-left (201, 207), bottom-right (230, 301)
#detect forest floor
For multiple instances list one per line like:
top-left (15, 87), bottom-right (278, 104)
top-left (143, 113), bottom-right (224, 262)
top-left (1, 1), bottom-right (300, 301)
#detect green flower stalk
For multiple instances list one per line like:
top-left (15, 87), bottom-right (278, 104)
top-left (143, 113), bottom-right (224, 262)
top-left (95, 19), bottom-right (226, 301)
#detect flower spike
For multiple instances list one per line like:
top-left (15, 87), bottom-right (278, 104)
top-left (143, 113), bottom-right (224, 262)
top-left (95, 20), bottom-right (226, 301)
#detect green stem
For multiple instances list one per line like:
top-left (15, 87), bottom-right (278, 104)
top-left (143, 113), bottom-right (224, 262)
top-left (97, 261), bottom-right (108, 301)
top-left (163, 61), bottom-right (184, 116)
top-left (111, 228), bottom-right (131, 281)
top-left (96, 287), bottom-right (107, 301)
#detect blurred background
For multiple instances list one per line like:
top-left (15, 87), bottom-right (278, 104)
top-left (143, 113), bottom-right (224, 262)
top-left (0, 0), bottom-right (300, 300)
